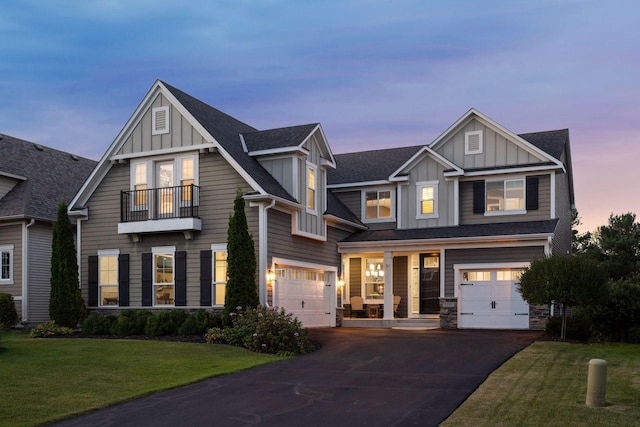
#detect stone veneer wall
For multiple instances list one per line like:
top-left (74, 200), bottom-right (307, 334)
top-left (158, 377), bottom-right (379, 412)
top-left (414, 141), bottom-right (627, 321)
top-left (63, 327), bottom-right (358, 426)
top-left (336, 307), bottom-right (344, 327)
top-left (439, 297), bottom-right (458, 329)
top-left (529, 304), bottom-right (550, 330)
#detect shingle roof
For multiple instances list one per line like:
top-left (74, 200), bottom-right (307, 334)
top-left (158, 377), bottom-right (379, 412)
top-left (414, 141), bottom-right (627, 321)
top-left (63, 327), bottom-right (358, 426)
top-left (518, 129), bottom-right (569, 160)
top-left (340, 219), bottom-right (558, 243)
top-left (326, 191), bottom-right (364, 227)
top-left (161, 82), bottom-right (298, 203)
top-left (242, 124), bottom-right (319, 152)
top-left (0, 134), bottom-right (97, 221)
top-left (328, 145), bottom-right (424, 185)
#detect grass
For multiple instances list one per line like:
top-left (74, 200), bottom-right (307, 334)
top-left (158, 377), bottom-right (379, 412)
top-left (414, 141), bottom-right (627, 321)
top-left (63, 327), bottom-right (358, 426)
top-left (0, 331), bottom-right (283, 427)
top-left (441, 341), bottom-right (640, 427)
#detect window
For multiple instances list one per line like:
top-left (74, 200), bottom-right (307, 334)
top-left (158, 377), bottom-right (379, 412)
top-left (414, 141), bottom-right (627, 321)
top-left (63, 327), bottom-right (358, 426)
top-left (363, 189), bottom-right (393, 221)
top-left (153, 247), bottom-right (175, 306)
top-left (0, 245), bottom-right (13, 284)
top-left (98, 250), bottom-right (119, 306)
top-left (133, 162), bottom-right (148, 207)
top-left (306, 165), bottom-right (317, 213)
top-left (465, 130), bottom-right (483, 155)
top-left (364, 258), bottom-right (385, 300)
top-left (486, 179), bottom-right (525, 213)
top-left (181, 157), bottom-right (195, 202)
top-left (212, 244), bottom-right (228, 306)
top-left (462, 271), bottom-right (491, 281)
top-left (152, 106), bottom-right (170, 135)
top-left (497, 270), bottom-right (524, 281)
top-left (416, 181), bottom-right (439, 219)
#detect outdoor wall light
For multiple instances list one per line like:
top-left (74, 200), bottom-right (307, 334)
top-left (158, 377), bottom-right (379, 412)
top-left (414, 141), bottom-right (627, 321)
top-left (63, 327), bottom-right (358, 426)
top-left (266, 269), bottom-right (276, 284)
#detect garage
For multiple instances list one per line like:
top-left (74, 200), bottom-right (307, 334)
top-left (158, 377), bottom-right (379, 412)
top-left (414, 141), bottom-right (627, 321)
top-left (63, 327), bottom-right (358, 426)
top-left (274, 267), bottom-right (333, 328)
top-left (458, 268), bottom-right (530, 329)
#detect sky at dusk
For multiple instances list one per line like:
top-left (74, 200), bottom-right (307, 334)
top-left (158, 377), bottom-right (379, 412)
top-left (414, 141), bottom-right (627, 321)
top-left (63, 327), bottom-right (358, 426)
top-left (1, 0), bottom-right (638, 233)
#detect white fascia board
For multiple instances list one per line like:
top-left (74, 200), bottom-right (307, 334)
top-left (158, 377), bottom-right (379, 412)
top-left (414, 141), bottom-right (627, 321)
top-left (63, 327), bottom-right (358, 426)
top-left (323, 214), bottom-right (368, 231)
top-left (390, 146), bottom-right (462, 180)
top-left (327, 180), bottom-right (391, 189)
top-left (308, 124), bottom-right (337, 168)
top-left (243, 193), bottom-right (303, 211)
top-left (248, 146), bottom-right (309, 156)
top-left (109, 143), bottom-right (215, 160)
top-left (337, 233), bottom-right (552, 253)
top-left (0, 171), bottom-right (27, 181)
top-left (461, 164), bottom-right (561, 178)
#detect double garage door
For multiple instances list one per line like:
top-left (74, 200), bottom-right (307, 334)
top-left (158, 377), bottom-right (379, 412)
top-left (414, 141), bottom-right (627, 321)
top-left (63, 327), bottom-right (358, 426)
top-left (274, 267), bottom-right (332, 328)
top-left (458, 268), bottom-right (529, 329)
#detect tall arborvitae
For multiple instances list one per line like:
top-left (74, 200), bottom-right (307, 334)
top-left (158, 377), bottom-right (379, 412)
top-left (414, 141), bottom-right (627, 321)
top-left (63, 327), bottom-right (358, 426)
top-left (223, 188), bottom-right (259, 325)
top-left (49, 201), bottom-right (85, 327)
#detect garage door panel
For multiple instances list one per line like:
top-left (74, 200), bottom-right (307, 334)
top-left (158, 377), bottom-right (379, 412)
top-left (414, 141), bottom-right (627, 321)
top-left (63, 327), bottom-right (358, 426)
top-left (274, 268), bottom-right (331, 328)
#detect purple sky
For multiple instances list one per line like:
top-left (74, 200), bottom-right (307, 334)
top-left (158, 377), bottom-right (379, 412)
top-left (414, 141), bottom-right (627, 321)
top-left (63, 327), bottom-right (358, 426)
top-left (1, 0), bottom-right (638, 233)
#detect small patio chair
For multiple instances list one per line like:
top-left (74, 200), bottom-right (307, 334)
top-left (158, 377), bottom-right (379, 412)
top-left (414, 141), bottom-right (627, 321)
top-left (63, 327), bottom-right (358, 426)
top-left (393, 295), bottom-right (401, 317)
top-left (350, 296), bottom-right (365, 318)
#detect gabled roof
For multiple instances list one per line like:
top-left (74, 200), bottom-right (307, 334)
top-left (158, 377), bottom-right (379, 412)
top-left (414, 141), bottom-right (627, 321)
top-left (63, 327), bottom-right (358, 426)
top-left (326, 191), bottom-right (365, 228)
top-left (328, 145), bottom-right (424, 186)
top-left (340, 219), bottom-right (558, 243)
top-left (0, 134), bottom-right (97, 222)
top-left (242, 123), bottom-right (319, 152)
top-left (519, 129), bottom-right (569, 161)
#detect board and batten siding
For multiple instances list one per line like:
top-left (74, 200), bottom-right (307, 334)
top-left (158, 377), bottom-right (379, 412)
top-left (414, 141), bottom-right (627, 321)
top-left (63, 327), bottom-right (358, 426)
top-left (258, 157), bottom-right (295, 198)
top-left (80, 151), bottom-right (259, 307)
top-left (434, 118), bottom-right (545, 169)
top-left (443, 246), bottom-right (545, 297)
top-left (27, 223), bottom-right (54, 323)
top-left (348, 257), bottom-right (362, 299)
top-left (459, 174), bottom-right (551, 225)
top-left (115, 94), bottom-right (206, 156)
top-left (400, 155), bottom-right (455, 228)
top-left (267, 209), bottom-right (345, 268)
top-left (0, 223), bottom-right (22, 297)
top-left (295, 134), bottom-right (327, 237)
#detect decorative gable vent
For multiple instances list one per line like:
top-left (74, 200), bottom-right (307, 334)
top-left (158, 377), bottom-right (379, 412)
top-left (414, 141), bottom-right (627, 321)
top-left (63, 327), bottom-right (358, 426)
top-left (465, 130), bottom-right (483, 155)
top-left (152, 106), bottom-right (170, 135)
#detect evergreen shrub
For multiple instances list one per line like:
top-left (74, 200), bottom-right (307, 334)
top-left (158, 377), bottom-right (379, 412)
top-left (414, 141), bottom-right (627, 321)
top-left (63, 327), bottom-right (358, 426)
top-left (82, 313), bottom-right (117, 335)
top-left (30, 321), bottom-right (75, 338)
top-left (0, 293), bottom-right (18, 330)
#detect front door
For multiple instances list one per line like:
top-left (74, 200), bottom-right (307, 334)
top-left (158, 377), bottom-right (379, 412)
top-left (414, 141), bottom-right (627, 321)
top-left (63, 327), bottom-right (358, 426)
top-left (419, 254), bottom-right (440, 314)
top-left (156, 161), bottom-right (174, 217)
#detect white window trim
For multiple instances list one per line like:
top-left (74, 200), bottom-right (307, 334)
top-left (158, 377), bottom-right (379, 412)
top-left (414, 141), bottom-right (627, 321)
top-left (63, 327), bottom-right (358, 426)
top-left (362, 256), bottom-right (385, 303)
top-left (465, 130), bottom-right (483, 155)
top-left (361, 188), bottom-right (396, 223)
top-left (0, 244), bottom-right (14, 284)
top-left (306, 162), bottom-right (318, 215)
top-left (97, 249), bottom-right (119, 307)
top-left (416, 180), bottom-right (439, 219)
top-left (152, 106), bottom-right (170, 135)
top-left (152, 246), bottom-right (176, 307)
top-left (211, 243), bottom-right (227, 307)
top-left (484, 177), bottom-right (527, 216)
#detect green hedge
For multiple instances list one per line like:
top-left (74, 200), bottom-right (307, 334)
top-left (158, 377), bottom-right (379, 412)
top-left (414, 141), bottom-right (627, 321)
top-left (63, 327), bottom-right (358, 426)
top-left (0, 293), bottom-right (18, 330)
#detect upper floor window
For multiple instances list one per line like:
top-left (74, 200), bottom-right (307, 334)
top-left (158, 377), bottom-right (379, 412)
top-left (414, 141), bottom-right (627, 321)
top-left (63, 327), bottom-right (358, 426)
top-left (0, 245), bottom-right (13, 284)
top-left (306, 164), bottom-right (317, 213)
top-left (153, 246), bottom-right (175, 306)
top-left (363, 189), bottom-right (394, 222)
top-left (211, 244), bottom-right (228, 306)
top-left (416, 181), bottom-right (439, 219)
top-left (465, 130), bottom-right (483, 155)
top-left (486, 179), bottom-right (525, 213)
top-left (98, 249), bottom-right (119, 306)
top-left (152, 106), bottom-right (170, 135)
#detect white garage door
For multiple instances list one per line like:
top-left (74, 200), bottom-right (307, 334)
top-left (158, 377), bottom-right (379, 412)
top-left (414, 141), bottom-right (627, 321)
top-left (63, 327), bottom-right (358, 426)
top-left (458, 269), bottom-right (529, 329)
top-left (274, 268), bottom-right (331, 328)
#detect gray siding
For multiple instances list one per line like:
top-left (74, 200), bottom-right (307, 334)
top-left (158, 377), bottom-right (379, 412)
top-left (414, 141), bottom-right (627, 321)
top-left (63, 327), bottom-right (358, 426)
top-left (0, 223), bottom-right (22, 297)
top-left (434, 118), bottom-right (544, 169)
top-left (27, 223), bottom-right (53, 323)
top-left (116, 93), bottom-right (206, 156)
top-left (258, 157), bottom-right (295, 198)
top-left (444, 246), bottom-right (545, 297)
top-left (295, 134), bottom-right (327, 237)
top-left (553, 168), bottom-right (572, 255)
top-left (0, 177), bottom-right (19, 199)
top-left (80, 151), bottom-right (259, 307)
top-left (460, 174), bottom-right (551, 225)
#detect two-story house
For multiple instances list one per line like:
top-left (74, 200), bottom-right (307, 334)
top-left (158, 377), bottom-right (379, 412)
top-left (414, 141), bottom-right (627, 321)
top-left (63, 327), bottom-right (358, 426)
top-left (69, 81), bottom-right (574, 330)
top-left (330, 109), bottom-right (574, 329)
top-left (0, 134), bottom-right (97, 325)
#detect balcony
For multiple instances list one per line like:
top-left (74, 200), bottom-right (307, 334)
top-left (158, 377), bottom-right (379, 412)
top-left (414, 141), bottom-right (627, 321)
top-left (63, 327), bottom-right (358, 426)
top-left (118, 185), bottom-right (202, 237)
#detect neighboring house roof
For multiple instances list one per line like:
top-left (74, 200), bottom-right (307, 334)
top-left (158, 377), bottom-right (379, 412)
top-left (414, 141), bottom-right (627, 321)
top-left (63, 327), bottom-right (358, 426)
top-left (519, 129), bottom-right (569, 160)
top-left (340, 219), bottom-right (558, 243)
top-left (242, 124), bottom-right (320, 152)
top-left (328, 145), bottom-right (424, 185)
top-left (0, 133), bottom-right (97, 222)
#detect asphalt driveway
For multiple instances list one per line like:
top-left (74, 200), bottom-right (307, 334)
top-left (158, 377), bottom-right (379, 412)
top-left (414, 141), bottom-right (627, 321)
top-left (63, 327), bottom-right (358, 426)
top-left (53, 328), bottom-right (540, 427)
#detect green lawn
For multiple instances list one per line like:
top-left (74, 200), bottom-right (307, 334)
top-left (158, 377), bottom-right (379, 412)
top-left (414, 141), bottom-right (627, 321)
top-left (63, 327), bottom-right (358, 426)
top-left (441, 341), bottom-right (640, 427)
top-left (0, 331), bottom-right (283, 427)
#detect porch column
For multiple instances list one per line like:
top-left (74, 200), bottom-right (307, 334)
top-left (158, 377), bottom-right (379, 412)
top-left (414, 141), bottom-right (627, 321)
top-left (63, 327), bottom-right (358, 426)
top-left (383, 251), bottom-right (393, 320)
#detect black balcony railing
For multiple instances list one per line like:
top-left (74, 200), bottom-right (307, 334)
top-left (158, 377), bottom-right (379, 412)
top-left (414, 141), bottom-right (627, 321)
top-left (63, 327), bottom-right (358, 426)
top-left (120, 185), bottom-right (200, 222)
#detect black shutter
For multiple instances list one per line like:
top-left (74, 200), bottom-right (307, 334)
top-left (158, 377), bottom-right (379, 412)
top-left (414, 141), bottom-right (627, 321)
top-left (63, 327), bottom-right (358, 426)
top-left (88, 255), bottom-right (98, 307)
top-left (118, 254), bottom-right (130, 307)
top-left (200, 250), bottom-right (212, 306)
top-left (141, 253), bottom-right (152, 307)
top-left (175, 251), bottom-right (187, 306)
top-left (473, 181), bottom-right (485, 214)
top-left (526, 176), bottom-right (539, 211)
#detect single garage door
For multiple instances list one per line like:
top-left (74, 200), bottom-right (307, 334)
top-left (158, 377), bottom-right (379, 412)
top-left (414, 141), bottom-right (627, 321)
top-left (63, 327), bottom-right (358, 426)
top-left (458, 268), bottom-right (529, 329)
top-left (274, 268), bottom-right (331, 328)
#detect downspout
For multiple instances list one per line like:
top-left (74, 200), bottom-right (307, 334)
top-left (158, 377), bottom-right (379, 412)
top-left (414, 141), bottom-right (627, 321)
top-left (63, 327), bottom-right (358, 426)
top-left (76, 218), bottom-right (83, 289)
top-left (258, 199), bottom-right (276, 306)
top-left (22, 219), bottom-right (35, 323)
